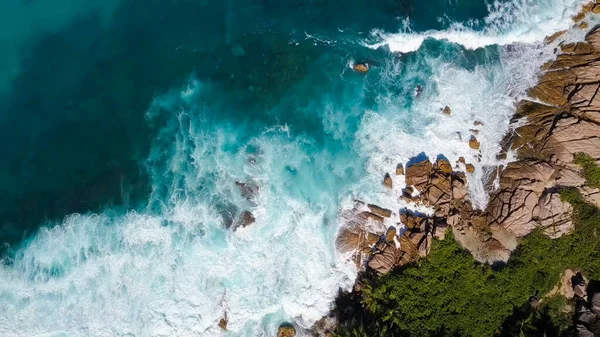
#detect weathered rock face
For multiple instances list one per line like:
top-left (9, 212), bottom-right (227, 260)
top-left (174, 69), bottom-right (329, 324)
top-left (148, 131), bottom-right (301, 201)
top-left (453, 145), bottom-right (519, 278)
top-left (368, 241), bottom-right (398, 275)
top-left (486, 160), bottom-right (566, 237)
top-left (486, 160), bottom-right (573, 238)
top-left (514, 27), bottom-right (600, 165)
top-left (405, 159), bottom-right (432, 191)
top-left (485, 26), bottom-right (600, 239)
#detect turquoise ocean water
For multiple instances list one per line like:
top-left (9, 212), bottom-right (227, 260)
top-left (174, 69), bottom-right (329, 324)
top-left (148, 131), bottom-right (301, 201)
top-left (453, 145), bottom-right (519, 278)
top-left (0, 0), bottom-right (589, 335)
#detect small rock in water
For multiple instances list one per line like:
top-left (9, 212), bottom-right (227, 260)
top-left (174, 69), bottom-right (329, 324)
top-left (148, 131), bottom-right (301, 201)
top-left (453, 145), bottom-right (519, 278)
top-left (236, 181), bottom-right (259, 201)
top-left (218, 317), bottom-right (228, 330)
top-left (240, 211), bottom-right (255, 227)
top-left (396, 163), bottom-right (404, 175)
top-left (383, 173), bottom-right (393, 189)
top-left (458, 157), bottom-right (466, 164)
top-left (353, 62), bottom-right (369, 73)
top-left (414, 85), bottom-right (424, 98)
top-left (469, 136), bottom-right (481, 150)
top-left (278, 324), bottom-right (296, 337)
top-left (231, 44), bottom-right (245, 57)
top-left (470, 128), bottom-right (480, 135)
top-left (474, 120), bottom-right (484, 127)
top-left (442, 106), bottom-right (452, 115)
top-left (466, 164), bottom-right (475, 173)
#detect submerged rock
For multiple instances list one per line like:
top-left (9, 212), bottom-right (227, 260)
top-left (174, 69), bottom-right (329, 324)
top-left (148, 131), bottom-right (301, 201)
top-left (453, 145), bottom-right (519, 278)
top-left (235, 181), bottom-right (259, 201)
top-left (415, 85), bottom-right (424, 97)
top-left (442, 106), bottom-right (452, 115)
top-left (238, 211), bottom-right (255, 228)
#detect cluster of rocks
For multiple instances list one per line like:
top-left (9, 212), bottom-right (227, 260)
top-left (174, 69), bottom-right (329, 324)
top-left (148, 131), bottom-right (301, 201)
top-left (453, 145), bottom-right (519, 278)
top-left (337, 24), bottom-right (600, 276)
top-left (338, 157), bottom-right (489, 274)
top-left (219, 316), bottom-right (297, 337)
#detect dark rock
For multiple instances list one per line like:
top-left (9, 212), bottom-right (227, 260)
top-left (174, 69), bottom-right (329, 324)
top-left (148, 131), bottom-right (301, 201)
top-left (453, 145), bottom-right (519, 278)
top-left (383, 173), bottom-right (393, 189)
top-left (396, 163), bottom-right (404, 175)
top-left (238, 211), bottom-right (255, 228)
top-left (367, 204), bottom-right (392, 218)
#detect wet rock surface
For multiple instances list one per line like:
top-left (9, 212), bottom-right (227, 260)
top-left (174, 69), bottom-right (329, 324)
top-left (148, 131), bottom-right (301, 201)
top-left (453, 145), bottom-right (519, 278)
top-left (277, 324), bottom-right (296, 337)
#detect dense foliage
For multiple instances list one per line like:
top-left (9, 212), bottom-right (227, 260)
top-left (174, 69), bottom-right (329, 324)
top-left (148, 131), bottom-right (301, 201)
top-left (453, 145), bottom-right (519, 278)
top-left (335, 155), bottom-right (600, 337)
top-left (574, 153), bottom-right (600, 189)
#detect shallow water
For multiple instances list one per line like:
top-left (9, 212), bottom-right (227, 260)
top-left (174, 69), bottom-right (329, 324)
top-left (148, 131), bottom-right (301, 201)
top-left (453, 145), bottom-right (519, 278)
top-left (0, 0), bottom-right (589, 336)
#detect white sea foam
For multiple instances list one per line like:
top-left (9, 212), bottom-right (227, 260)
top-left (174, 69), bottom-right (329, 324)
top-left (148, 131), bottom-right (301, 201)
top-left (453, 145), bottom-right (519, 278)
top-left (351, 0), bottom-right (590, 213)
top-left (352, 40), bottom-right (561, 211)
top-left (367, 0), bottom-right (585, 53)
top-left (0, 82), bottom-right (358, 337)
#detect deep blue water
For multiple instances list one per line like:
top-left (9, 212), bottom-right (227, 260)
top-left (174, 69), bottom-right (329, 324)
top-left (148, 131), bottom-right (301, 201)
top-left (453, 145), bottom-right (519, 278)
top-left (0, 0), bottom-right (490, 247)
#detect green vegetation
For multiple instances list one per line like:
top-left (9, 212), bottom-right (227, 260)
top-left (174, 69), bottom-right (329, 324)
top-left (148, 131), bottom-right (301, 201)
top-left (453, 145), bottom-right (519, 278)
top-left (574, 153), bottom-right (600, 188)
top-left (335, 156), bottom-right (600, 337)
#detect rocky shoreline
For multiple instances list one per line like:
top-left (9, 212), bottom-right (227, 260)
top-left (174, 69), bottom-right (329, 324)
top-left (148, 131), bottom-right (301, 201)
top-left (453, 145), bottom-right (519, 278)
top-left (323, 5), bottom-right (600, 337)
top-left (338, 6), bottom-right (600, 277)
